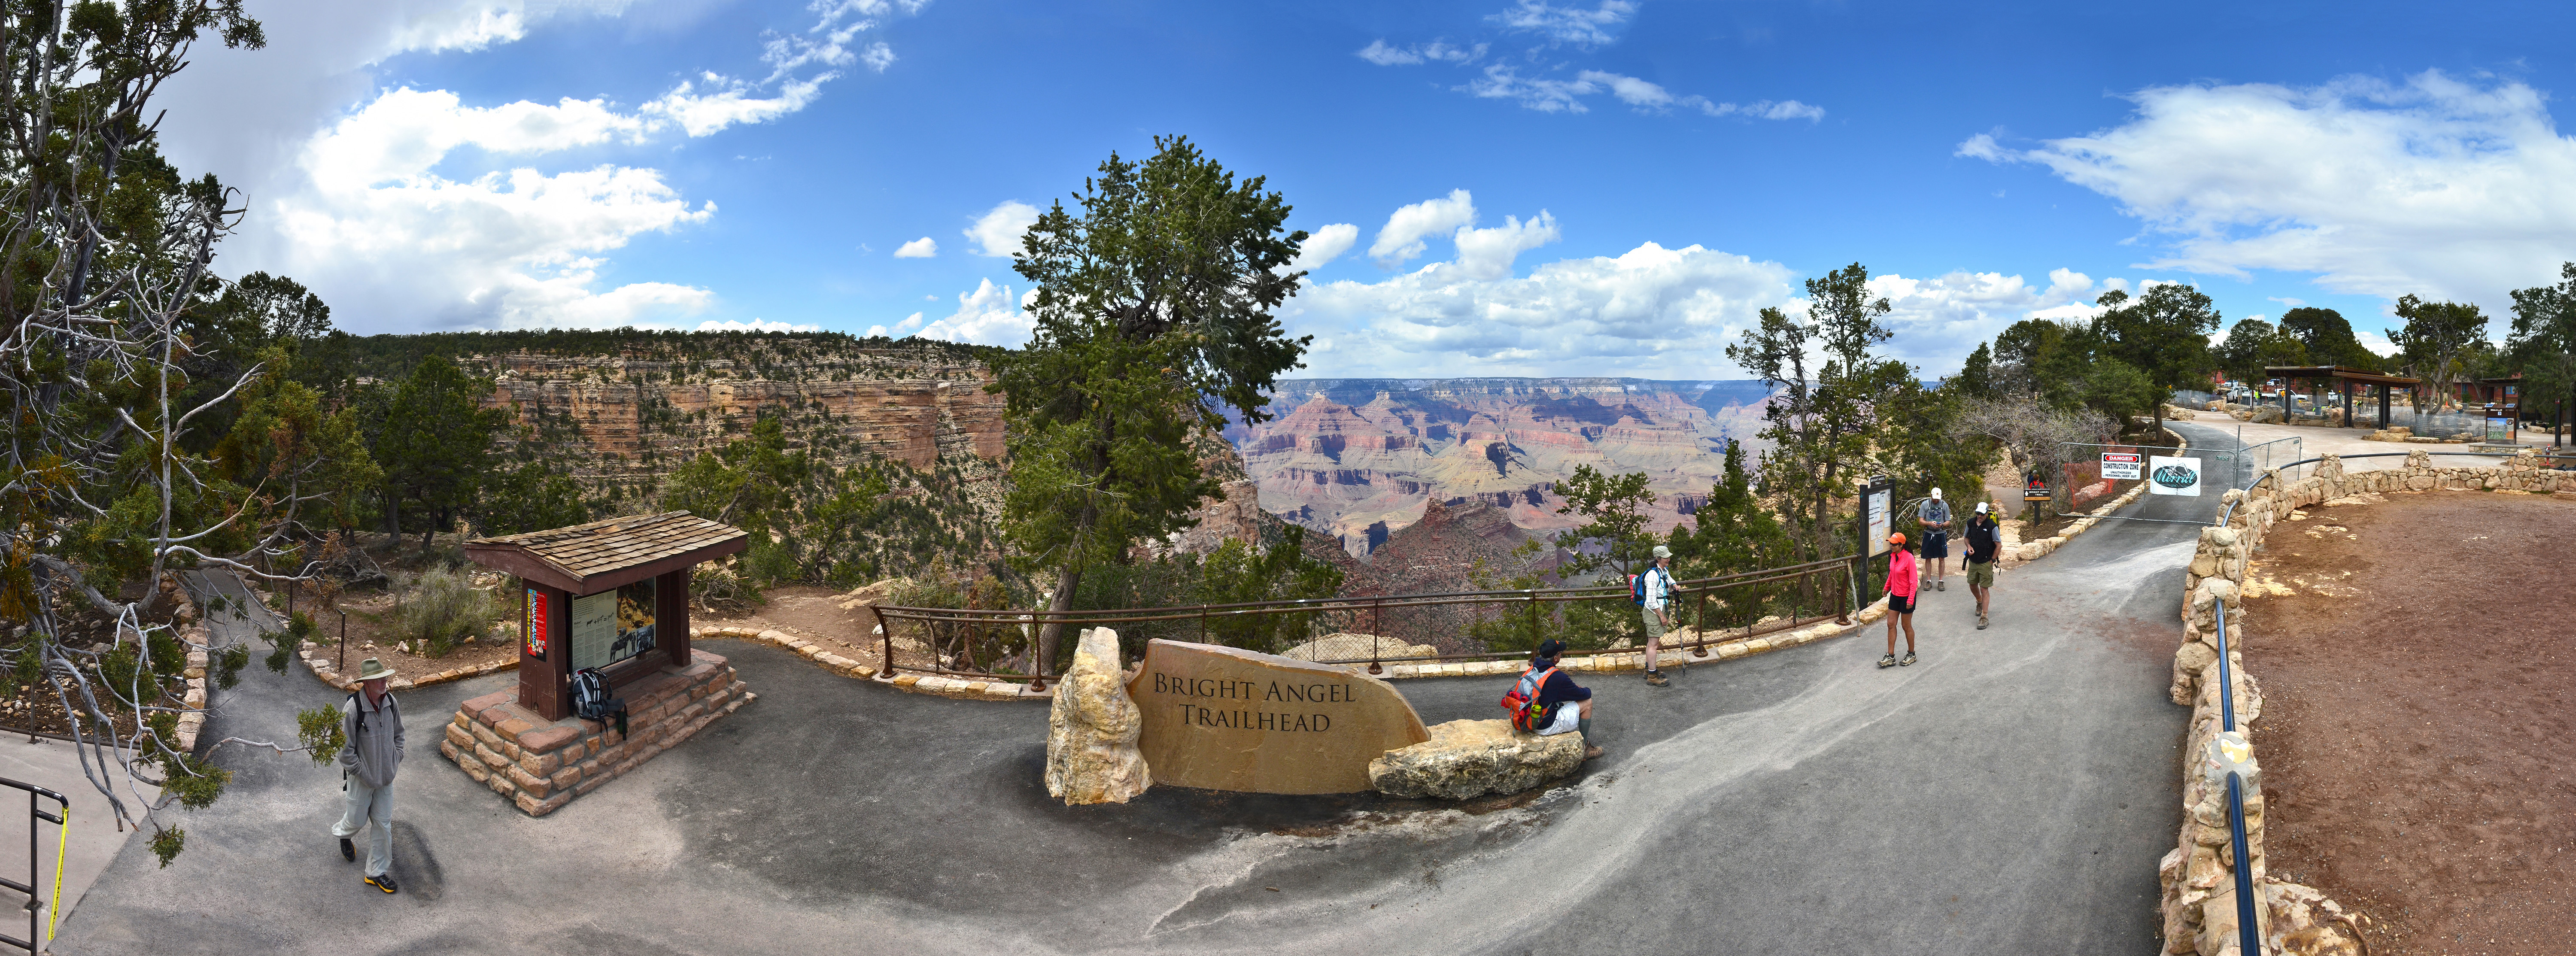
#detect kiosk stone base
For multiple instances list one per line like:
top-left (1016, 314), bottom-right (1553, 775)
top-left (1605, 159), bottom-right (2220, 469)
top-left (440, 649), bottom-right (752, 817)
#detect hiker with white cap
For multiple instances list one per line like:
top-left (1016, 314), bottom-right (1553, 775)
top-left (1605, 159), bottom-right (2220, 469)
top-left (1963, 500), bottom-right (2002, 629)
top-left (1918, 487), bottom-right (1953, 592)
top-left (333, 657), bottom-right (405, 894)
top-left (1636, 545), bottom-right (1679, 687)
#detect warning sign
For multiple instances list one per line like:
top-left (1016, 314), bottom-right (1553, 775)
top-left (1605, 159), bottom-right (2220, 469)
top-left (2100, 452), bottom-right (2143, 480)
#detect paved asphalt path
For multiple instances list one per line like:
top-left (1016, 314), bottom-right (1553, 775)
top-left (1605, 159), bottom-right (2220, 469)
top-left (57, 423), bottom-right (2241, 954)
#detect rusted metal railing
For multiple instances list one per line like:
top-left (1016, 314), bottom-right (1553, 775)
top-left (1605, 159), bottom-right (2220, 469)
top-left (868, 555), bottom-right (1861, 687)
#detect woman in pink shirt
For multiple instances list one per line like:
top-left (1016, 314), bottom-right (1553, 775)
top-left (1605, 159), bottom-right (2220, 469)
top-left (1880, 531), bottom-right (1920, 668)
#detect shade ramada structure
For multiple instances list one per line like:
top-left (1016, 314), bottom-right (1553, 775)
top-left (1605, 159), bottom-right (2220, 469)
top-left (2264, 365), bottom-right (2423, 430)
top-left (465, 512), bottom-right (748, 720)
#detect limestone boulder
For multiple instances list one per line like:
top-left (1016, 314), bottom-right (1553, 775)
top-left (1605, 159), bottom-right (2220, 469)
top-left (1045, 627), bottom-right (1151, 805)
top-left (1367, 719), bottom-right (1585, 801)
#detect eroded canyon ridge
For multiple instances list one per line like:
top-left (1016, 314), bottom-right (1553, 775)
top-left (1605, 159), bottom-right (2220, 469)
top-left (1224, 379), bottom-right (1775, 557)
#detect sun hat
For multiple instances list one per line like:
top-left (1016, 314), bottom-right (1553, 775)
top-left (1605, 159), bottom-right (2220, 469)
top-left (1651, 545), bottom-right (1671, 559)
top-left (355, 658), bottom-right (395, 682)
top-left (1887, 532), bottom-right (1906, 546)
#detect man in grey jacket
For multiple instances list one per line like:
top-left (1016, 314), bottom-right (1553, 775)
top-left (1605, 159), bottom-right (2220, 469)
top-left (334, 657), bottom-right (404, 893)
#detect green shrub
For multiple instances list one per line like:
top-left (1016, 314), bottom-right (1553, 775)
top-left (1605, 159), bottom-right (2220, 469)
top-left (391, 568), bottom-right (501, 658)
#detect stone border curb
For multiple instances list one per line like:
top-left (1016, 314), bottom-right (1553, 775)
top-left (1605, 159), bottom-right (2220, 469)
top-left (167, 576), bottom-right (209, 753)
top-left (297, 645), bottom-right (516, 693)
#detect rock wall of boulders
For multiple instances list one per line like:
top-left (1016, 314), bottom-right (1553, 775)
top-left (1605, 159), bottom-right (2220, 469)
top-left (2157, 449), bottom-right (2567, 954)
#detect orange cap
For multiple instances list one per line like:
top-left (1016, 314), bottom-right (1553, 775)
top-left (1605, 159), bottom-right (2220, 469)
top-left (1887, 531), bottom-right (1906, 546)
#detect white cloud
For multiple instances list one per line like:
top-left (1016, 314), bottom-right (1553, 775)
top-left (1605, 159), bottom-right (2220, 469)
top-left (1983, 70), bottom-right (2576, 310)
top-left (1283, 223), bottom-right (1358, 275)
top-left (642, 73), bottom-right (831, 137)
top-left (894, 236), bottom-right (939, 258)
top-left (271, 86), bottom-right (718, 329)
top-left (699, 318), bottom-right (822, 333)
top-left (966, 200), bottom-right (1041, 257)
top-left (1487, 0), bottom-right (1637, 48)
top-left (1954, 132), bottom-right (2005, 161)
top-left (1370, 190), bottom-right (1479, 264)
top-left (1356, 39), bottom-right (1485, 66)
top-left (860, 41), bottom-right (896, 72)
top-left (910, 279), bottom-right (1037, 346)
top-left (1468, 67), bottom-right (1824, 120)
top-left (387, 2), bottom-right (531, 54)
top-left (1451, 211), bottom-right (1559, 280)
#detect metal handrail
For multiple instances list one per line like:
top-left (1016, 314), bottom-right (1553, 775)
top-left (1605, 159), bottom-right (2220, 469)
top-left (869, 555), bottom-right (1862, 684)
top-left (0, 777), bottom-right (67, 953)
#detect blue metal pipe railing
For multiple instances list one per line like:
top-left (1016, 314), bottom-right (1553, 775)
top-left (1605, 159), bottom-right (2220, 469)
top-left (2211, 598), bottom-right (2260, 956)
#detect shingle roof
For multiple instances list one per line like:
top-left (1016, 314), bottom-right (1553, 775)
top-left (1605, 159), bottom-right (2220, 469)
top-left (467, 512), bottom-right (747, 587)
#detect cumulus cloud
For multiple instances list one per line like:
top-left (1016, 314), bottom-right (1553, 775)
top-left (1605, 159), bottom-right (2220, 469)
top-left (1978, 70), bottom-right (2576, 308)
top-left (910, 279), bottom-right (1038, 346)
top-left (1487, 0), bottom-right (1637, 48)
top-left (1452, 211), bottom-right (1559, 280)
top-left (894, 236), bottom-right (938, 258)
top-left (1370, 191), bottom-right (1479, 265)
top-left (1356, 39), bottom-right (1485, 66)
top-left (966, 200), bottom-right (1041, 257)
top-left (1283, 223), bottom-right (1358, 275)
top-left (1467, 67), bottom-right (1824, 119)
top-left (699, 318), bottom-right (822, 333)
top-left (152, 0), bottom-right (930, 333)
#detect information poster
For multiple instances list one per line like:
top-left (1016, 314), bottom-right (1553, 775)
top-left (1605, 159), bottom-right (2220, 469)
top-left (2148, 456), bottom-right (2204, 496)
top-left (612, 578), bottom-right (657, 662)
top-left (525, 588), bottom-right (549, 658)
top-left (1865, 487), bottom-right (1891, 556)
top-left (2487, 417), bottom-right (2515, 443)
top-left (2100, 452), bottom-right (2143, 480)
top-left (571, 591), bottom-right (618, 671)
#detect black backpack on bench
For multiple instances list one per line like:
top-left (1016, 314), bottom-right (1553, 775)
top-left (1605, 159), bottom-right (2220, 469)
top-left (571, 667), bottom-right (627, 735)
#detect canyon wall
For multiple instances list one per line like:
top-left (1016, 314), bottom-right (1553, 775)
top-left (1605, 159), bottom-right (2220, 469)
top-left (1224, 378), bottom-right (1774, 556)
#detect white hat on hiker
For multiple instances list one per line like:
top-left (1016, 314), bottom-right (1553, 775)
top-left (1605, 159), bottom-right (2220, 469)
top-left (1930, 487), bottom-right (1943, 499)
top-left (1974, 501), bottom-right (1990, 514)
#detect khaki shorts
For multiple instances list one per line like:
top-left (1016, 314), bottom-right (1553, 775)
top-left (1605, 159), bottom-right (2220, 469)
top-left (1967, 560), bottom-right (1996, 589)
top-left (1640, 606), bottom-right (1670, 643)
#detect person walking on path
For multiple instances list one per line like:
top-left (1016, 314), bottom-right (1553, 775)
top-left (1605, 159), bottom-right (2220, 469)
top-left (1528, 640), bottom-right (1604, 760)
top-left (334, 658), bottom-right (405, 894)
top-left (1964, 501), bottom-right (2001, 629)
top-left (1879, 533), bottom-right (1920, 668)
top-left (1639, 545), bottom-right (1679, 687)
top-left (1919, 488), bottom-right (1953, 592)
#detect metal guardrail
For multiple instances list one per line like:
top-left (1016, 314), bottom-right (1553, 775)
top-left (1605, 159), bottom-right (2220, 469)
top-left (869, 555), bottom-right (1864, 687)
top-left (0, 778), bottom-right (67, 953)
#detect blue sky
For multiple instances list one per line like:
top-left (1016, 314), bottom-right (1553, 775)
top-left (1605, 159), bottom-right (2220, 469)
top-left (158, 0), bottom-right (2576, 378)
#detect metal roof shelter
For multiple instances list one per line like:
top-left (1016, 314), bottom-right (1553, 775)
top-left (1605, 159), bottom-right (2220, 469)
top-left (466, 512), bottom-right (748, 720)
top-left (2264, 366), bottom-right (2423, 430)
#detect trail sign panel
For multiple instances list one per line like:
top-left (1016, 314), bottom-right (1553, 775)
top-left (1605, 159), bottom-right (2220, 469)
top-left (2100, 452), bottom-right (2143, 480)
top-left (2023, 472), bottom-right (2051, 503)
top-left (2148, 456), bottom-right (2203, 496)
top-left (1866, 485), bottom-right (1892, 556)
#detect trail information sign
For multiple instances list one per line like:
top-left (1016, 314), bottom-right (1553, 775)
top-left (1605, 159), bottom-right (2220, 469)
top-left (2100, 452), bottom-right (2143, 480)
top-left (2023, 472), bottom-right (2050, 503)
top-left (1865, 483), bottom-right (1892, 556)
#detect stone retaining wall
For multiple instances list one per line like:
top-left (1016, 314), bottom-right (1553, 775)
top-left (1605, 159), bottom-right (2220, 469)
top-left (2154, 448), bottom-right (2565, 954)
top-left (438, 648), bottom-right (751, 817)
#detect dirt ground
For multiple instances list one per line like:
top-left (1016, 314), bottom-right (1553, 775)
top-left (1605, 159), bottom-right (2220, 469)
top-left (2239, 489), bottom-right (2576, 956)
top-left (273, 576), bottom-right (518, 681)
top-left (698, 585), bottom-right (893, 668)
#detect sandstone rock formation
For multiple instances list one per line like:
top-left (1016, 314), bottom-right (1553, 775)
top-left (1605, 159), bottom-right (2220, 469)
top-left (1367, 719), bottom-right (1586, 800)
top-left (1045, 628), bottom-right (1151, 805)
top-left (1226, 379), bottom-right (1773, 556)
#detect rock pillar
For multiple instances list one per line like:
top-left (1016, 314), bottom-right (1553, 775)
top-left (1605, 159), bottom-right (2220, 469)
top-left (1045, 627), bottom-right (1151, 805)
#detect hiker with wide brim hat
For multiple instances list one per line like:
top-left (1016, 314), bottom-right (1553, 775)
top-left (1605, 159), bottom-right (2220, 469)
top-left (333, 657), bottom-right (405, 894)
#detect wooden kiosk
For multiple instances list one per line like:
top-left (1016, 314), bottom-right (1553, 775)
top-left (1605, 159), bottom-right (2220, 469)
top-left (447, 512), bottom-right (753, 816)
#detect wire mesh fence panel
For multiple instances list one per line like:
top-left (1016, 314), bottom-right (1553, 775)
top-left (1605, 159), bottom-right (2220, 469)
top-left (2200, 436), bottom-right (2302, 492)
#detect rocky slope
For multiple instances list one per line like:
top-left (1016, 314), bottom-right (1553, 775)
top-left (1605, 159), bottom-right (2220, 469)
top-left (1224, 378), bottom-right (1774, 555)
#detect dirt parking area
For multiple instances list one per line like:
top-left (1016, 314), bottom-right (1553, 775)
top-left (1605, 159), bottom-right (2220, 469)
top-left (2240, 489), bottom-right (2576, 955)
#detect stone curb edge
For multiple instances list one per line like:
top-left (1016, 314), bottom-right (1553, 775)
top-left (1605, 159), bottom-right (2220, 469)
top-left (298, 645), bottom-right (517, 694)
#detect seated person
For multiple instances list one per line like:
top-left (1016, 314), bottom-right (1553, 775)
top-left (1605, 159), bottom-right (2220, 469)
top-left (1528, 639), bottom-right (1604, 760)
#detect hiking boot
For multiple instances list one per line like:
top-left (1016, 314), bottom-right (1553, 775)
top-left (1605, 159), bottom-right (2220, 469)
top-left (1900, 652), bottom-right (1917, 667)
top-left (1876, 654), bottom-right (1898, 668)
top-left (1936, 580), bottom-right (1945, 592)
top-left (340, 838), bottom-right (355, 863)
top-left (365, 874), bottom-right (398, 894)
top-left (1644, 670), bottom-right (1669, 687)
top-left (1977, 613), bottom-right (1990, 630)
top-left (1582, 746), bottom-right (1604, 761)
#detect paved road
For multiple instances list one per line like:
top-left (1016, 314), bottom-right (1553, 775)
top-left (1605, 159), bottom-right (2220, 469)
top-left (60, 427), bottom-right (2236, 954)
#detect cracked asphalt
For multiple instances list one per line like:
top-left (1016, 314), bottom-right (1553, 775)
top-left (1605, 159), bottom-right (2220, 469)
top-left (52, 422), bottom-right (2245, 955)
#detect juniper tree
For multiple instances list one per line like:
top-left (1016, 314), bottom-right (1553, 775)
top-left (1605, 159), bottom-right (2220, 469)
top-left (989, 136), bottom-right (1312, 671)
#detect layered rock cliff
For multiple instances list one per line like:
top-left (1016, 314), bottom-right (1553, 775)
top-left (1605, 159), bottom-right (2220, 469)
top-left (1224, 378), bottom-right (1774, 555)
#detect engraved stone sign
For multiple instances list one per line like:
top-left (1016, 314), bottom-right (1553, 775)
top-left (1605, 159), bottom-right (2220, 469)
top-left (1128, 639), bottom-right (1431, 795)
